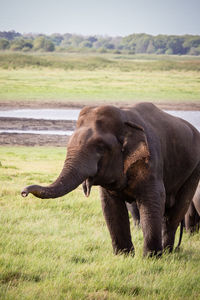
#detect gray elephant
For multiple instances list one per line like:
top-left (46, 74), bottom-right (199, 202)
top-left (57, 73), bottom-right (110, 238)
top-left (185, 183), bottom-right (200, 233)
top-left (22, 103), bottom-right (200, 257)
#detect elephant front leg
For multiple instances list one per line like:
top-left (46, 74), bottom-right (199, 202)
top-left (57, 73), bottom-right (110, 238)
top-left (100, 188), bottom-right (134, 255)
top-left (138, 185), bottom-right (165, 256)
top-left (163, 165), bottom-right (200, 250)
top-left (185, 201), bottom-right (199, 234)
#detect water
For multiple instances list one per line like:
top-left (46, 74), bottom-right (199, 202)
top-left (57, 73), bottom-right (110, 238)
top-left (165, 110), bottom-right (200, 131)
top-left (0, 129), bottom-right (73, 135)
top-left (0, 109), bottom-right (200, 135)
top-left (0, 109), bottom-right (80, 121)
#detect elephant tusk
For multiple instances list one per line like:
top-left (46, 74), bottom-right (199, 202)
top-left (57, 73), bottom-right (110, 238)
top-left (83, 179), bottom-right (92, 197)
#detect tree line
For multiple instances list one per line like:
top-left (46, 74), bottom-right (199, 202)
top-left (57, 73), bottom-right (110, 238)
top-left (0, 30), bottom-right (200, 55)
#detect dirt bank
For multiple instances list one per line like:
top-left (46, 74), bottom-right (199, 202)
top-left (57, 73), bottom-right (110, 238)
top-left (0, 117), bottom-right (76, 131)
top-left (0, 117), bottom-right (75, 146)
top-left (0, 133), bottom-right (69, 146)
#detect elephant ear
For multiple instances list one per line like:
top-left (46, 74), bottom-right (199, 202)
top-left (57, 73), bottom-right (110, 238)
top-left (121, 121), bottom-right (150, 173)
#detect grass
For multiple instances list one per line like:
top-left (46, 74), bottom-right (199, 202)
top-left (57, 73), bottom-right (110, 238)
top-left (0, 52), bottom-right (200, 105)
top-left (0, 146), bottom-right (200, 299)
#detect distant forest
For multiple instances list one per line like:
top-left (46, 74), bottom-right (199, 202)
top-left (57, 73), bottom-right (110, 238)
top-left (0, 30), bottom-right (200, 55)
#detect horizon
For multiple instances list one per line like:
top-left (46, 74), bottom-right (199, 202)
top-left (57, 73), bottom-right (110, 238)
top-left (1, 29), bottom-right (200, 38)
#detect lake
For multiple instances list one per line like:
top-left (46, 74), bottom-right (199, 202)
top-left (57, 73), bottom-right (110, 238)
top-left (0, 109), bottom-right (199, 135)
top-left (0, 109), bottom-right (80, 121)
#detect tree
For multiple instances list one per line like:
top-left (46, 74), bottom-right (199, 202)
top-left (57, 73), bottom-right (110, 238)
top-left (153, 35), bottom-right (168, 54)
top-left (50, 33), bottom-right (63, 45)
top-left (43, 39), bottom-right (55, 51)
top-left (146, 40), bottom-right (156, 54)
top-left (135, 34), bottom-right (152, 53)
top-left (10, 39), bottom-right (25, 51)
top-left (104, 42), bottom-right (115, 50)
top-left (70, 35), bottom-right (84, 47)
top-left (189, 47), bottom-right (200, 56)
top-left (0, 30), bottom-right (21, 40)
top-left (0, 39), bottom-right (10, 50)
top-left (10, 38), bottom-right (33, 51)
top-left (33, 36), bottom-right (55, 52)
top-left (80, 41), bottom-right (92, 48)
top-left (87, 36), bottom-right (97, 43)
top-left (167, 36), bottom-right (185, 54)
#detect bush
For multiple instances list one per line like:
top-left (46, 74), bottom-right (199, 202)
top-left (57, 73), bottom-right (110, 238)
top-left (33, 36), bottom-right (55, 52)
top-left (165, 48), bottom-right (173, 55)
top-left (189, 47), bottom-right (200, 56)
top-left (0, 39), bottom-right (10, 50)
top-left (10, 39), bottom-right (33, 51)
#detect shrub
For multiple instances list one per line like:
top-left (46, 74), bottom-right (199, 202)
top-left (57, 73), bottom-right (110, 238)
top-left (0, 39), bottom-right (10, 50)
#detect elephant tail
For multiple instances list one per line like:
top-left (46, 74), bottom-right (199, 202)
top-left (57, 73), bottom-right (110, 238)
top-left (175, 220), bottom-right (184, 251)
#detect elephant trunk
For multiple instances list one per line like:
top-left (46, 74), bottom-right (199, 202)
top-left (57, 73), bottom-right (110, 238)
top-left (21, 152), bottom-right (98, 199)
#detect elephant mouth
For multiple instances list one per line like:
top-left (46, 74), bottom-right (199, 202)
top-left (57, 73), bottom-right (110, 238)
top-left (83, 176), bottom-right (127, 197)
top-left (82, 158), bottom-right (127, 197)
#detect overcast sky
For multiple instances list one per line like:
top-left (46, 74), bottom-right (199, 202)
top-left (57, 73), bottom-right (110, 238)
top-left (1, 0), bottom-right (200, 36)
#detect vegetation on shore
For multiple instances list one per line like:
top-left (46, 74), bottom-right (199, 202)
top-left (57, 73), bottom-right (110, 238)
top-left (1, 30), bottom-right (200, 55)
top-left (0, 52), bottom-right (200, 105)
top-left (0, 146), bottom-right (200, 299)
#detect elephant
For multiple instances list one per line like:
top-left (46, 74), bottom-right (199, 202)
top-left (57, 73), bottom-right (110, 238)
top-left (185, 183), bottom-right (200, 233)
top-left (21, 103), bottom-right (200, 257)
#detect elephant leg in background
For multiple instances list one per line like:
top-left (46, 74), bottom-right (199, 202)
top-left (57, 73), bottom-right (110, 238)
top-left (137, 181), bottom-right (165, 256)
top-left (100, 188), bottom-right (134, 255)
top-left (163, 165), bottom-right (200, 251)
top-left (185, 201), bottom-right (200, 233)
top-left (126, 202), bottom-right (140, 226)
top-left (193, 184), bottom-right (200, 215)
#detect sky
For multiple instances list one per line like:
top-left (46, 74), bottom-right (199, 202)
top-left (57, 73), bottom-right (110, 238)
top-left (0, 0), bottom-right (200, 37)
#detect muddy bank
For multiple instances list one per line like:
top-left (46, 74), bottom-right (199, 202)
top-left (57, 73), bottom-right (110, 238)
top-left (0, 133), bottom-right (69, 146)
top-left (0, 117), bottom-right (76, 131)
top-left (0, 117), bottom-right (75, 146)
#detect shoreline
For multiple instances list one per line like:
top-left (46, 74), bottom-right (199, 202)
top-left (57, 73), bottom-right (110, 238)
top-left (0, 100), bottom-right (200, 111)
top-left (0, 100), bottom-right (200, 147)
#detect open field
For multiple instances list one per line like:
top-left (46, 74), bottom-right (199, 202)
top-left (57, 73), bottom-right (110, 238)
top-left (0, 146), bottom-right (200, 299)
top-left (0, 52), bottom-right (200, 107)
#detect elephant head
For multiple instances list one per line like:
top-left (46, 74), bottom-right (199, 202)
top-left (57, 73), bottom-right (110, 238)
top-left (21, 105), bottom-right (150, 199)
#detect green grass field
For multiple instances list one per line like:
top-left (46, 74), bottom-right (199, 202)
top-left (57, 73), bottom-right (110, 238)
top-left (0, 52), bottom-right (200, 105)
top-left (0, 146), bottom-right (200, 299)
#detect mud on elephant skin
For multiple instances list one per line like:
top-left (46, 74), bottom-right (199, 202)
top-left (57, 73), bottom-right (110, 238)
top-left (22, 103), bottom-right (200, 257)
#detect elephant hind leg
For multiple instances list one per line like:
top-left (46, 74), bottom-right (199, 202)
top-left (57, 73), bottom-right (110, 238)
top-left (163, 164), bottom-right (200, 251)
top-left (126, 202), bottom-right (140, 227)
top-left (100, 188), bottom-right (134, 256)
top-left (185, 201), bottom-right (200, 234)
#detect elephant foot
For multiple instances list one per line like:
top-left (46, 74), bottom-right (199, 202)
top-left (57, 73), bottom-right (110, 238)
top-left (143, 245), bottom-right (163, 258)
top-left (113, 245), bottom-right (135, 257)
